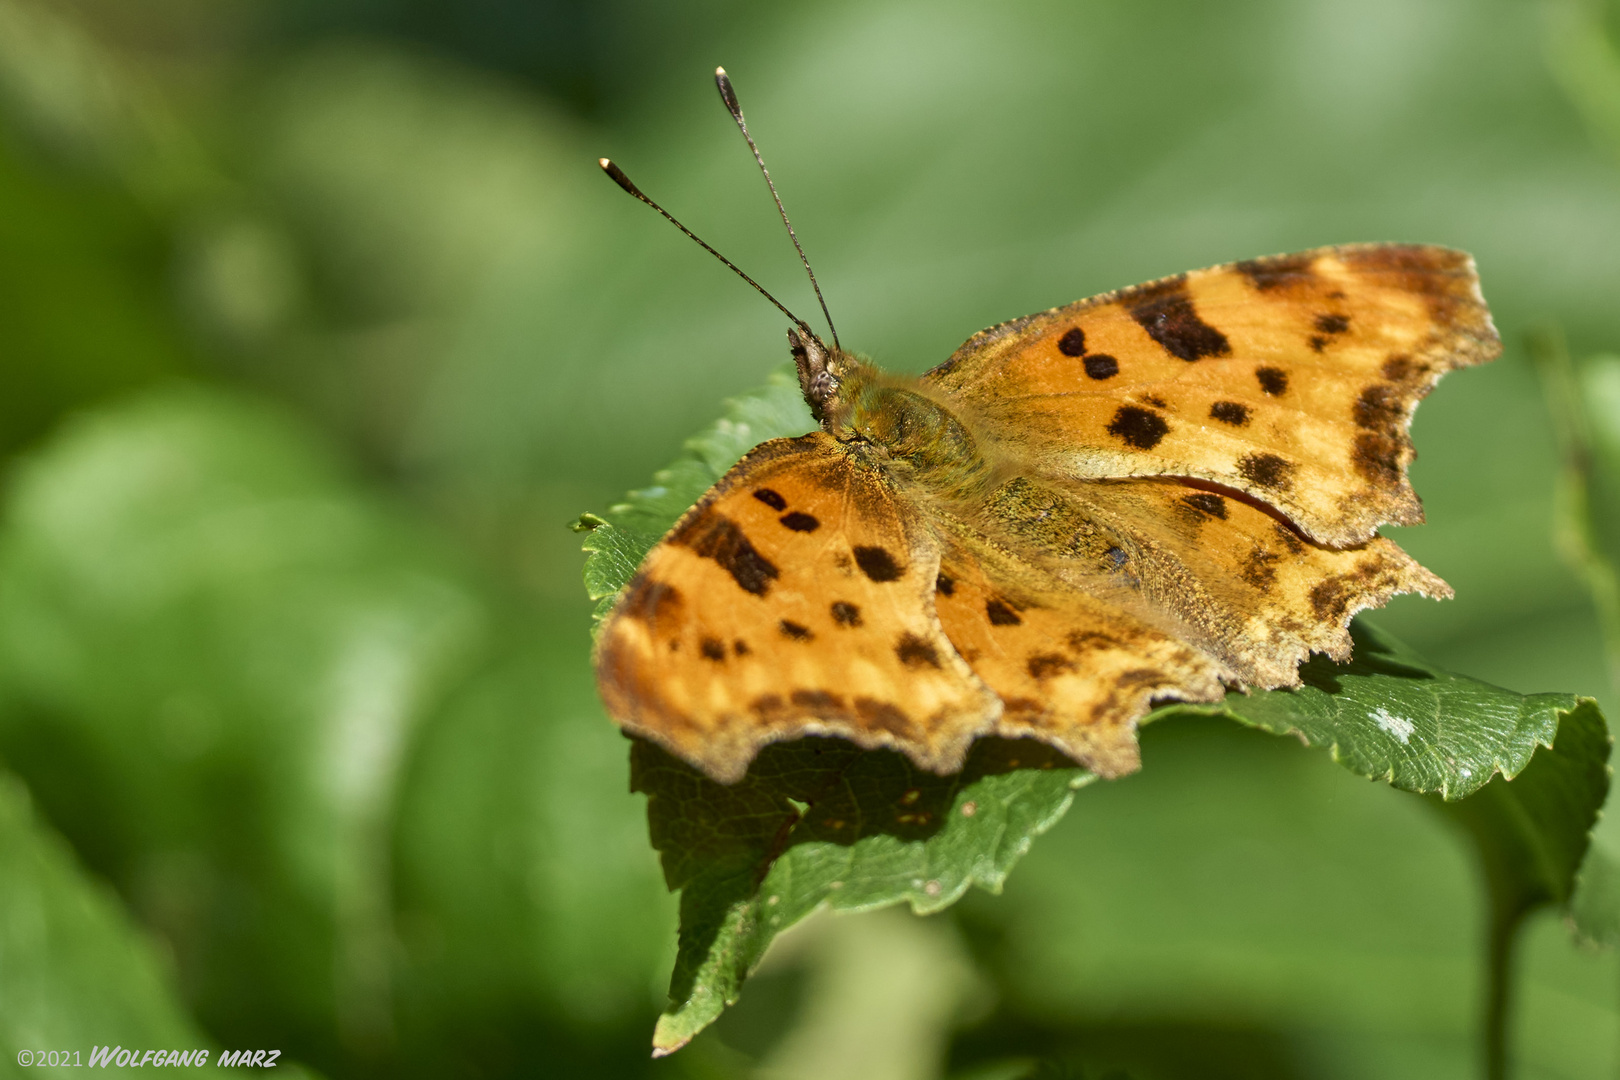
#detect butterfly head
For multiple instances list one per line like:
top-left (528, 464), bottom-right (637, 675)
top-left (789, 326), bottom-right (870, 428)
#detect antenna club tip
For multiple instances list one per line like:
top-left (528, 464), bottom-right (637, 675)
top-left (714, 69), bottom-right (741, 115)
top-left (598, 158), bottom-right (639, 197)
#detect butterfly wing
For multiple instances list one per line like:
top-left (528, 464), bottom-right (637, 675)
top-left (594, 432), bottom-right (1000, 783)
top-left (923, 244), bottom-right (1499, 547)
top-left (929, 472), bottom-right (1446, 775)
top-left (931, 541), bottom-right (1226, 778)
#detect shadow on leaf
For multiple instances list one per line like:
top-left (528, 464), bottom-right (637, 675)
top-left (629, 734), bottom-right (1086, 1050)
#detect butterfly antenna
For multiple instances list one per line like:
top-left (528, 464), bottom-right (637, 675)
top-left (599, 157), bottom-right (819, 341)
top-left (714, 67), bottom-right (841, 352)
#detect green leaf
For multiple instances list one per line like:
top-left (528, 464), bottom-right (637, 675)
top-left (1433, 698), bottom-right (1609, 917)
top-left (1193, 618), bottom-right (1611, 933)
top-left (633, 735), bottom-right (1089, 1055)
top-left (1194, 620), bottom-right (1603, 801)
top-left (1205, 620), bottom-right (1609, 926)
top-left (579, 368), bottom-right (813, 623)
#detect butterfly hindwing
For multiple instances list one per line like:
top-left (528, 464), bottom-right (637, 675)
top-left (594, 432), bottom-right (1000, 783)
top-left (924, 244), bottom-right (1500, 547)
top-left (931, 541), bottom-right (1226, 778)
top-left (921, 468), bottom-right (1447, 775)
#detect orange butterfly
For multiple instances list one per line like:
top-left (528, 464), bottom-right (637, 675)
top-left (592, 70), bottom-right (1499, 784)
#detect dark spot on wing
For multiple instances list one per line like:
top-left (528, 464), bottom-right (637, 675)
top-left (620, 577), bottom-right (683, 624)
top-left (1310, 578), bottom-right (1351, 622)
top-left (1209, 401), bottom-right (1250, 426)
top-left (700, 637), bottom-right (726, 661)
top-left (1107, 405), bottom-right (1170, 450)
top-left (680, 513), bottom-right (779, 596)
top-left (752, 693), bottom-right (785, 717)
top-left (1310, 557), bottom-right (1394, 622)
top-left (935, 572), bottom-right (955, 596)
top-left (753, 488), bottom-right (787, 511)
top-left (1309, 335), bottom-right (1328, 353)
top-left (1117, 668), bottom-right (1170, 689)
top-left (1181, 492), bottom-right (1227, 519)
top-left (792, 689), bottom-right (842, 710)
top-left (1241, 548), bottom-right (1279, 590)
top-left (1354, 384), bottom-right (1403, 431)
top-left (853, 545), bottom-right (904, 582)
top-left (780, 511), bottom-right (821, 532)
top-left (1058, 327), bottom-right (1087, 356)
top-left (1084, 354), bottom-right (1119, 380)
top-left (854, 697), bottom-right (914, 737)
top-left (1126, 277), bottom-right (1231, 361)
top-left (1341, 244), bottom-right (1466, 298)
top-left (1352, 432), bottom-right (1404, 484)
top-left (733, 639), bottom-right (751, 657)
top-left (1027, 653), bottom-right (1075, 680)
top-left (831, 601), bottom-right (862, 627)
top-left (779, 619), bottom-right (814, 641)
top-left (1067, 630), bottom-right (1119, 653)
top-left (1315, 313), bottom-right (1350, 335)
top-left (1382, 355), bottom-right (1414, 381)
top-left (1256, 367), bottom-right (1288, 396)
top-left (986, 599), bottom-right (1023, 626)
top-left (896, 633), bottom-right (942, 669)
top-left (1105, 546), bottom-right (1128, 572)
top-left (1273, 522), bottom-right (1306, 554)
top-left (1238, 452), bottom-right (1295, 490)
top-left (1235, 252), bottom-right (1315, 291)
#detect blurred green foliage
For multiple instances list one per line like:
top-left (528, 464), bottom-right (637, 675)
top-left (3, 0), bottom-right (1620, 1078)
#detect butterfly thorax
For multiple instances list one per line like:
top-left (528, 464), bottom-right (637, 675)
top-left (844, 383), bottom-right (993, 498)
top-left (790, 328), bottom-right (992, 499)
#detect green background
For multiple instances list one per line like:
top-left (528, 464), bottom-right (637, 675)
top-left (0, 0), bottom-right (1617, 1077)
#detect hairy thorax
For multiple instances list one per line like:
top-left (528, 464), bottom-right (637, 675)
top-left (835, 375), bottom-right (995, 501)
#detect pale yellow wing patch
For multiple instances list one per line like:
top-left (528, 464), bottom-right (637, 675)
top-left (594, 433), bottom-right (1000, 783)
top-left (924, 244), bottom-right (1499, 546)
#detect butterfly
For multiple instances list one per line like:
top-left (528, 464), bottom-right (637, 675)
top-left (591, 71), bottom-right (1500, 785)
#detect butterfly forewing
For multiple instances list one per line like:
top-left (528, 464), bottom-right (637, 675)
top-left (594, 432), bottom-right (1000, 783)
top-left (924, 244), bottom-right (1499, 547)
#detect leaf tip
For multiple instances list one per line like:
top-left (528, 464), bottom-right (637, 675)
top-left (651, 1022), bottom-right (694, 1057)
